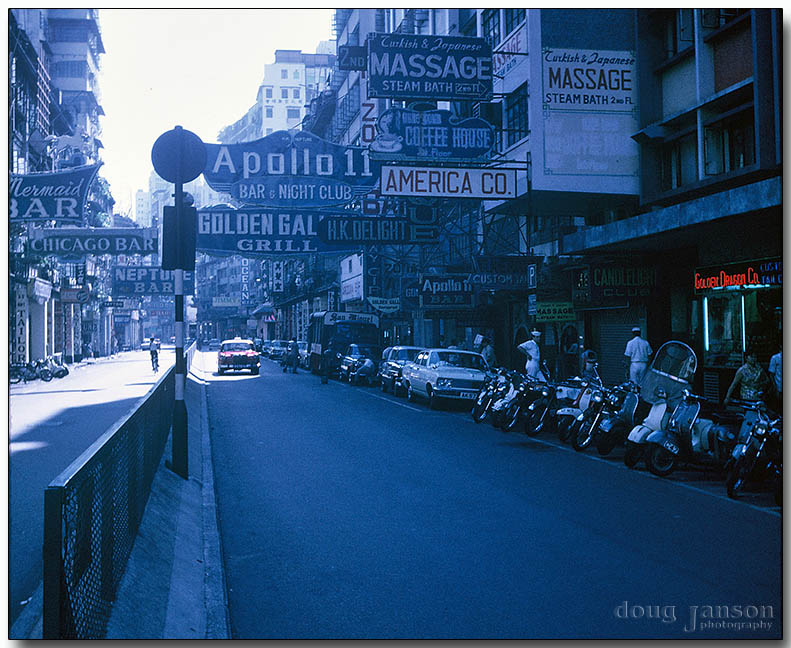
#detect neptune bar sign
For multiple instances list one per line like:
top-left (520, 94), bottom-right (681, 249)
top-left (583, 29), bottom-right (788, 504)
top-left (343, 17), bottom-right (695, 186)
top-left (202, 130), bottom-right (380, 209)
top-left (112, 268), bottom-right (195, 296)
top-left (368, 33), bottom-right (493, 101)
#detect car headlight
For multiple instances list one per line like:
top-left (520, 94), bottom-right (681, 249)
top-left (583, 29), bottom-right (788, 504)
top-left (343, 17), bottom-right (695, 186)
top-left (752, 423), bottom-right (768, 438)
top-left (592, 390), bottom-right (604, 403)
top-left (437, 378), bottom-right (452, 388)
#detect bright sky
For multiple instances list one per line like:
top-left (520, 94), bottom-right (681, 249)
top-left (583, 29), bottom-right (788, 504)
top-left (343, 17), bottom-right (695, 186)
top-left (98, 8), bottom-right (334, 215)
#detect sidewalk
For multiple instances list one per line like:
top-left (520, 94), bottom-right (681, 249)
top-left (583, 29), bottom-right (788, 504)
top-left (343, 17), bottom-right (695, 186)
top-left (105, 353), bottom-right (230, 638)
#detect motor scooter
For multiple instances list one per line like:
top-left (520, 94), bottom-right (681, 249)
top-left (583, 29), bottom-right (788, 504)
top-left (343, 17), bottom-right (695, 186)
top-left (623, 341), bottom-right (697, 469)
top-left (555, 369), bottom-right (603, 443)
top-left (643, 390), bottom-right (739, 477)
top-left (594, 381), bottom-right (644, 456)
top-left (500, 361), bottom-right (551, 433)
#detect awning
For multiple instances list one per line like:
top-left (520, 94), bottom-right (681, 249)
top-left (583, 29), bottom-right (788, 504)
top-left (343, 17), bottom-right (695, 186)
top-left (251, 303), bottom-right (275, 316)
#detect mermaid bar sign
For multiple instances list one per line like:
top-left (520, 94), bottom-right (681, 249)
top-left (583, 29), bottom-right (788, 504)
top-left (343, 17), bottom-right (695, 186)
top-left (10, 163), bottom-right (101, 223)
top-left (202, 130), bottom-right (381, 209)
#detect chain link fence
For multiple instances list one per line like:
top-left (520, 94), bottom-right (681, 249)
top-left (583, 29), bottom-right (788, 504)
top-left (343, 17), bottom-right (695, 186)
top-left (42, 345), bottom-right (196, 638)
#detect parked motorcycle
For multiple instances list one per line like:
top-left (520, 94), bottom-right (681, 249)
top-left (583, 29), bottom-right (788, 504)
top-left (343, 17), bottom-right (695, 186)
top-left (10, 359), bottom-right (51, 383)
top-left (471, 368), bottom-right (509, 423)
top-left (726, 400), bottom-right (782, 503)
top-left (523, 372), bottom-right (582, 438)
top-left (489, 370), bottom-right (527, 428)
top-left (643, 390), bottom-right (739, 477)
top-left (623, 341), bottom-right (697, 469)
top-left (571, 385), bottom-right (621, 452)
top-left (554, 370), bottom-right (604, 443)
top-left (594, 381), bottom-right (645, 456)
top-left (498, 361), bottom-right (550, 433)
top-left (45, 356), bottom-right (69, 379)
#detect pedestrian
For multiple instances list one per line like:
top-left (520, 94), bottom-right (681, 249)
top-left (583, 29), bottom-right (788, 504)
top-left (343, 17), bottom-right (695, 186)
top-left (287, 338), bottom-right (299, 374)
top-left (517, 328), bottom-right (547, 382)
top-left (480, 337), bottom-right (497, 368)
top-left (624, 326), bottom-right (652, 384)
top-left (149, 335), bottom-right (161, 372)
top-left (581, 349), bottom-right (599, 381)
top-left (725, 347), bottom-right (770, 404)
top-left (769, 344), bottom-right (782, 411)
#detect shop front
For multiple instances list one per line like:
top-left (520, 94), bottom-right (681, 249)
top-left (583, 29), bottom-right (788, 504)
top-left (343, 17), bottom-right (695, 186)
top-left (694, 257), bottom-right (782, 401)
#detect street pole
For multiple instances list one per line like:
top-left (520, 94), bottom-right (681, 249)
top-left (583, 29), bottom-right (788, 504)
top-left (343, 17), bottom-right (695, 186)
top-left (171, 126), bottom-right (188, 479)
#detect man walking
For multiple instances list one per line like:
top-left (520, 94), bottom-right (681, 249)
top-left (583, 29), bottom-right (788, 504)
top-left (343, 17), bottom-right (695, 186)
top-left (480, 337), bottom-right (497, 368)
top-left (517, 328), bottom-right (547, 382)
top-left (624, 326), bottom-right (652, 383)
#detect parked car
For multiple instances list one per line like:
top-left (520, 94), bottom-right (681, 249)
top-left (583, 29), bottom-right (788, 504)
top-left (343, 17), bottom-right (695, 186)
top-left (253, 337), bottom-right (263, 352)
top-left (260, 340), bottom-right (273, 356)
top-left (338, 343), bottom-right (381, 384)
top-left (401, 348), bottom-right (489, 409)
top-left (140, 337), bottom-right (151, 351)
top-left (208, 338), bottom-right (221, 351)
top-left (298, 341), bottom-right (309, 368)
top-left (378, 345), bottom-right (425, 395)
top-left (217, 337), bottom-right (260, 375)
top-left (269, 339), bottom-right (289, 361)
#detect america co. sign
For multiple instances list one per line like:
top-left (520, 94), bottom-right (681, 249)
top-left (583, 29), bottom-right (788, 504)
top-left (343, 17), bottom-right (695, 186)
top-left (368, 33), bottom-right (493, 101)
top-left (381, 165), bottom-right (516, 199)
top-left (202, 130), bottom-right (380, 209)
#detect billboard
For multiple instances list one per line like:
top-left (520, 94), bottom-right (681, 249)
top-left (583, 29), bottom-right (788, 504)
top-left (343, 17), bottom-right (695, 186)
top-left (10, 164), bottom-right (101, 223)
top-left (340, 253), bottom-right (364, 303)
top-left (202, 130), bottom-right (380, 209)
top-left (381, 165), bottom-right (517, 199)
top-left (370, 107), bottom-right (494, 160)
top-left (367, 33), bottom-right (493, 101)
top-left (112, 267), bottom-right (195, 296)
top-left (28, 227), bottom-right (158, 257)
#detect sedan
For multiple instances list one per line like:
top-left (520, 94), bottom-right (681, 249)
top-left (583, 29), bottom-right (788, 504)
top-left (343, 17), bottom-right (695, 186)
top-left (401, 348), bottom-right (489, 409)
top-left (338, 343), bottom-right (380, 385)
top-left (217, 338), bottom-right (260, 375)
top-left (378, 345), bottom-right (424, 395)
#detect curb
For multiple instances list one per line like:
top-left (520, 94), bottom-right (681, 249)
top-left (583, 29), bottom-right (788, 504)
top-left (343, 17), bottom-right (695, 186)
top-left (196, 353), bottom-right (232, 638)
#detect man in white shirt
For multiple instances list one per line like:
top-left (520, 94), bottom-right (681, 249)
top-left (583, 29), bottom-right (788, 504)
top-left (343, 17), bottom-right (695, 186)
top-left (769, 345), bottom-right (782, 409)
top-left (624, 326), bottom-right (652, 383)
top-left (517, 328), bottom-right (547, 382)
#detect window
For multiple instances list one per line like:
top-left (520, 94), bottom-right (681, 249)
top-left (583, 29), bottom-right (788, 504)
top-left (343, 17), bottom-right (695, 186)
top-left (53, 60), bottom-right (87, 78)
top-left (287, 107), bottom-right (300, 120)
top-left (482, 9), bottom-right (501, 48)
top-left (293, 88), bottom-right (300, 99)
top-left (265, 87), bottom-right (272, 99)
top-left (661, 133), bottom-right (698, 191)
top-left (293, 69), bottom-right (299, 79)
top-left (265, 106), bottom-right (273, 118)
top-left (281, 69), bottom-right (288, 79)
top-left (504, 83), bottom-right (528, 147)
top-left (281, 88), bottom-right (289, 99)
top-left (664, 9), bottom-right (694, 59)
top-left (504, 8), bottom-right (525, 36)
top-left (704, 109), bottom-right (755, 175)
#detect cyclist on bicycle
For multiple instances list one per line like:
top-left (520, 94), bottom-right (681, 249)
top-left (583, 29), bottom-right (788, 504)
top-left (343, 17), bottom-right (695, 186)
top-left (150, 335), bottom-right (161, 371)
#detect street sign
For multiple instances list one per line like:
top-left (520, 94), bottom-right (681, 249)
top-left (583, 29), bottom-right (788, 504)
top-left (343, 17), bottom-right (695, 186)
top-left (28, 227), bottom-right (158, 257)
top-left (151, 127), bottom-right (207, 184)
top-left (370, 107), bottom-right (495, 160)
top-left (202, 130), bottom-right (381, 209)
top-left (367, 33), bottom-right (493, 101)
top-left (381, 165), bottom-right (517, 199)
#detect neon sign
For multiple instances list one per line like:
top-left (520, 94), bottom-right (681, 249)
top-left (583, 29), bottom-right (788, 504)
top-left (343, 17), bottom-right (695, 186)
top-left (694, 258), bottom-right (782, 293)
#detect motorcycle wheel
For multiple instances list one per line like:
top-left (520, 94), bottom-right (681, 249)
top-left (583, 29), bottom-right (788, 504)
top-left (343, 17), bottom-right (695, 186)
top-left (524, 405), bottom-right (546, 437)
top-left (624, 443), bottom-right (642, 469)
top-left (9, 368), bottom-right (22, 384)
top-left (471, 396), bottom-right (491, 423)
top-left (38, 368), bottom-right (53, 382)
top-left (556, 416), bottom-right (575, 442)
top-left (596, 433), bottom-right (618, 456)
top-left (572, 416), bottom-right (596, 452)
top-left (503, 403), bottom-right (522, 432)
top-left (726, 457), bottom-right (751, 499)
top-left (646, 444), bottom-right (677, 477)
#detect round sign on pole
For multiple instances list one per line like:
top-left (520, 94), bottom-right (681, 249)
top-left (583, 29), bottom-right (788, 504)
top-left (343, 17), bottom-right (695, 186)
top-left (151, 126), bottom-right (207, 184)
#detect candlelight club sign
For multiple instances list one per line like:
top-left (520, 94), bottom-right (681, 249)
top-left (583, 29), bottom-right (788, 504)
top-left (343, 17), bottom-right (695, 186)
top-left (28, 227), bottom-right (158, 257)
top-left (112, 267), bottom-right (195, 296)
top-left (10, 164), bottom-right (101, 223)
top-left (370, 106), bottom-right (494, 159)
top-left (368, 33), bottom-right (493, 101)
top-left (202, 130), bottom-right (380, 209)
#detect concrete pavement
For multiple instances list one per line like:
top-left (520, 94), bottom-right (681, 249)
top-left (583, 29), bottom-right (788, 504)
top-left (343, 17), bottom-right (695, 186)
top-left (10, 351), bottom-right (230, 639)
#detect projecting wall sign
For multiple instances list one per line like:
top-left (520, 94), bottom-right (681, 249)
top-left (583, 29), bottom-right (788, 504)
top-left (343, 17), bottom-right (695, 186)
top-left (202, 130), bottom-right (380, 209)
top-left (367, 33), bottom-right (493, 101)
top-left (380, 165), bottom-right (517, 199)
top-left (28, 227), bottom-right (158, 257)
top-left (10, 164), bottom-right (101, 223)
top-left (112, 267), bottom-right (195, 296)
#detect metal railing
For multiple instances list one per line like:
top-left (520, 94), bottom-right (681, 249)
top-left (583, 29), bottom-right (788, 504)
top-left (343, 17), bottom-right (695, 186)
top-left (42, 343), bottom-right (196, 638)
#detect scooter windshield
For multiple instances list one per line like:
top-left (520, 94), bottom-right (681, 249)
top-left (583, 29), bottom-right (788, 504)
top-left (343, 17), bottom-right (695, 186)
top-left (638, 341), bottom-right (698, 405)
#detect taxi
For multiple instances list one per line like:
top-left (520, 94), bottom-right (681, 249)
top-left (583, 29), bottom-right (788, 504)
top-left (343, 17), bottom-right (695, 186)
top-left (217, 337), bottom-right (260, 375)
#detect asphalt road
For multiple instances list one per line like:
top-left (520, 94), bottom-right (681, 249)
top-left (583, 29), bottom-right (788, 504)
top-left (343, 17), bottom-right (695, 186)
top-left (8, 349), bottom-right (175, 628)
top-left (204, 352), bottom-right (781, 639)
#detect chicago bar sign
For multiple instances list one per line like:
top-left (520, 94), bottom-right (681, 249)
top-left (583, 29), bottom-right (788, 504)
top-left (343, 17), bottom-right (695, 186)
top-left (381, 165), bottom-right (516, 199)
top-left (367, 33), bottom-right (493, 101)
top-left (202, 130), bottom-right (380, 209)
top-left (28, 227), bottom-right (158, 257)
